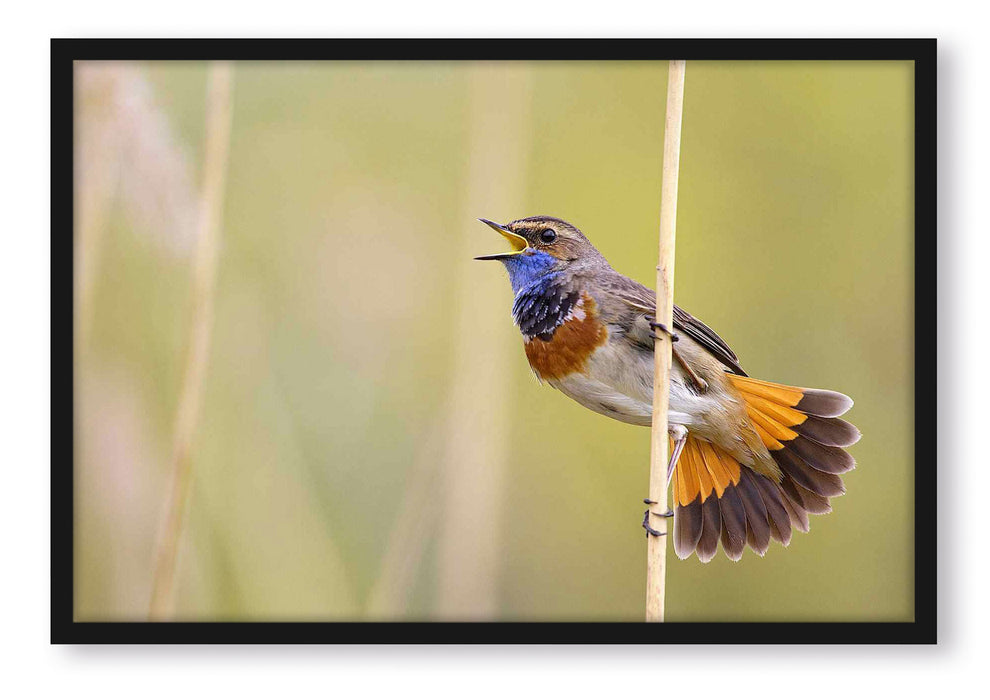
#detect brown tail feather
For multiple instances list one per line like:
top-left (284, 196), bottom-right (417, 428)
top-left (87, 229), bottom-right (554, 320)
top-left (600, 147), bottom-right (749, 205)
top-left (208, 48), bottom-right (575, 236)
top-left (736, 469), bottom-right (772, 555)
top-left (787, 434), bottom-right (856, 474)
top-left (717, 485), bottom-right (748, 561)
top-left (673, 496), bottom-right (703, 558)
top-left (796, 389), bottom-right (854, 418)
top-left (752, 469), bottom-right (794, 545)
top-left (796, 415), bottom-right (861, 448)
top-left (781, 492), bottom-right (810, 533)
top-left (670, 375), bottom-right (859, 562)
top-left (789, 481), bottom-right (833, 515)
top-left (697, 496), bottom-right (721, 563)
top-left (771, 448), bottom-right (846, 497)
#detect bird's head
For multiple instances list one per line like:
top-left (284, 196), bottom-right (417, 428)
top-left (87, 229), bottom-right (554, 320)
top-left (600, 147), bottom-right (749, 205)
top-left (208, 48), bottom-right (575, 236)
top-left (475, 216), bottom-right (604, 293)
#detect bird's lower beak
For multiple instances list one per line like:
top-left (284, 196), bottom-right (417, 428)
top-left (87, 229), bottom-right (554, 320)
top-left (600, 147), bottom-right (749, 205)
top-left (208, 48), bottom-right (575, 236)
top-left (474, 218), bottom-right (530, 260)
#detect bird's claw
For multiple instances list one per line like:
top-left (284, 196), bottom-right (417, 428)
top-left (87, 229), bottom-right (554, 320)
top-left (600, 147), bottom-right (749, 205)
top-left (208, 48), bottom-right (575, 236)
top-left (642, 511), bottom-right (667, 537)
top-left (648, 321), bottom-right (679, 342)
top-left (642, 503), bottom-right (673, 537)
top-left (643, 498), bottom-right (674, 518)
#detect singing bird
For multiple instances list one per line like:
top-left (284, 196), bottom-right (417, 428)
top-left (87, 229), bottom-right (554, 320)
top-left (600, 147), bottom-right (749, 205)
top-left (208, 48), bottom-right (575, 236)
top-left (477, 216), bottom-right (860, 562)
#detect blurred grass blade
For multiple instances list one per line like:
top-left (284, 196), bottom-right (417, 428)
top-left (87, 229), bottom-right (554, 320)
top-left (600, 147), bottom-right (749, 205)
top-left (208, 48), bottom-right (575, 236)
top-left (149, 62), bottom-right (234, 620)
top-left (366, 423), bottom-right (443, 618)
top-left (435, 64), bottom-right (533, 619)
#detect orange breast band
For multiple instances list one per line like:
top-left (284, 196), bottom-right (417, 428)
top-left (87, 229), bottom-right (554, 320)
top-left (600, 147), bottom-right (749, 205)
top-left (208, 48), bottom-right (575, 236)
top-left (524, 294), bottom-right (608, 381)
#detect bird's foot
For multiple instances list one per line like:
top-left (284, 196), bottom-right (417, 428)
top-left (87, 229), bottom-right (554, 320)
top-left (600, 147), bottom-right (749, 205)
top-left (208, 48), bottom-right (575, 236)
top-left (642, 500), bottom-right (673, 537)
top-left (648, 321), bottom-right (679, 342)
top-left (643, 498), bottom-right (674, 517)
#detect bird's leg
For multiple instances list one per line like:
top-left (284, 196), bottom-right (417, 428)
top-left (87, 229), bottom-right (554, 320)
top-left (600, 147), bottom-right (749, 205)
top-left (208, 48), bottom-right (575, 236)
top-left (648, 318), bottom-right (705, 392)
top-left (671, 346), bottom-right (709, 393)
top-left (648, 320), bottom-right (679, 343)
top-left (642, 425), bottom-right (688, 537)
top-left (667, 424), bottom-right (688, 486)
top-left (647, 316), bottom-right (708, 393)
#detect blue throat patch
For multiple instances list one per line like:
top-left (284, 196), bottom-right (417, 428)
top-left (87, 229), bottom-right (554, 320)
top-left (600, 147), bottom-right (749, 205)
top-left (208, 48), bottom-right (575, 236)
top-left (500, 250), bottom-right (558, 295)
top-left (502, 253), bottom-right (577, 341)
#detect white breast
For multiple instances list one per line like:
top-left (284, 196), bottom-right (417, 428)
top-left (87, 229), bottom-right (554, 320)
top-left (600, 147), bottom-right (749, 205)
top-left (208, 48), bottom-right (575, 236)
top-left (548, 341), bottom-right (708, 429)
top-left (549, 372), bottom-right (654, 426)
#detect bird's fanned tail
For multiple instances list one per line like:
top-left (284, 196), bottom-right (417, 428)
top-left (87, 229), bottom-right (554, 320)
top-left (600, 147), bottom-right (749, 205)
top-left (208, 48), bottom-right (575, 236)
top-left (672, 376), bottom-right (860, 562)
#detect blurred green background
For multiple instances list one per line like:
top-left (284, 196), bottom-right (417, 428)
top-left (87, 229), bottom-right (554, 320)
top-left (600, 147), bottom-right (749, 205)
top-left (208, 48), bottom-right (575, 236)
top-left (73, 60), bottom-right (913, 622)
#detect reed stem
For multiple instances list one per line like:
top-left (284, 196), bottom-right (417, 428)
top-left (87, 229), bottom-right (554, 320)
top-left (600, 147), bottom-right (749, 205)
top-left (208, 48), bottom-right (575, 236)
top-left (646, 60), bottom-right (686, 623)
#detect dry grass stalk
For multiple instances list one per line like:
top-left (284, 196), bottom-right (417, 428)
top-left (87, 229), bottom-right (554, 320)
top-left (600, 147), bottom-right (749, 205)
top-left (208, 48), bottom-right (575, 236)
top-left (646, 60), bottom-right (686, 623)
top-left (149, 63), bottom-right (234, 620)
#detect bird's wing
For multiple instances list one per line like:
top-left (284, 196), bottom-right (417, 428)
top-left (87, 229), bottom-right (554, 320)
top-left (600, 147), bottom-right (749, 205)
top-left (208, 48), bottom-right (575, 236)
top-left (671, 305), bottom-right (746, 376)
top-left (603, 274), bottom-right (747, 376)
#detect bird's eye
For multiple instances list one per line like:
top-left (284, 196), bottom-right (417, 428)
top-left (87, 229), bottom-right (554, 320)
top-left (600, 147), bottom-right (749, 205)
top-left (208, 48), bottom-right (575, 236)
top-left (539, 228), bottom-right (557, 244)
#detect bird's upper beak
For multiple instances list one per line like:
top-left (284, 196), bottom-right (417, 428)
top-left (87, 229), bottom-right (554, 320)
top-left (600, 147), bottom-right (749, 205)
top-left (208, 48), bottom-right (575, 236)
top-left (474, 218), bottom-right (530, 260)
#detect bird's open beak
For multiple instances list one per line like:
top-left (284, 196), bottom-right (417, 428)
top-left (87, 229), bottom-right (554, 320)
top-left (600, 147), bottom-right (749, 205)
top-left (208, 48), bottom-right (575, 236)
top-left (474, 218), bottom-right (530, 260)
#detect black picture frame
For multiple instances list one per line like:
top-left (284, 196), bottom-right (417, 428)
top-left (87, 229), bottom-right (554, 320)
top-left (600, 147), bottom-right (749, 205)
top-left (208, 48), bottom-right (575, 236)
top-left (53, 37), bottom-right (936, 644)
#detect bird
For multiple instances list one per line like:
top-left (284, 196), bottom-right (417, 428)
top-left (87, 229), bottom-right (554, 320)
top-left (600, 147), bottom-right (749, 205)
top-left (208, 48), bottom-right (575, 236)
top-left (476, 215), bottom-right (860, 562)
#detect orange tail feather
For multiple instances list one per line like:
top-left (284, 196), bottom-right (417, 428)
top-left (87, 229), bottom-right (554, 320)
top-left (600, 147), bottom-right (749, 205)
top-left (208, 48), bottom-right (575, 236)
top-left (671, 376), bottom-right (860, 562)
